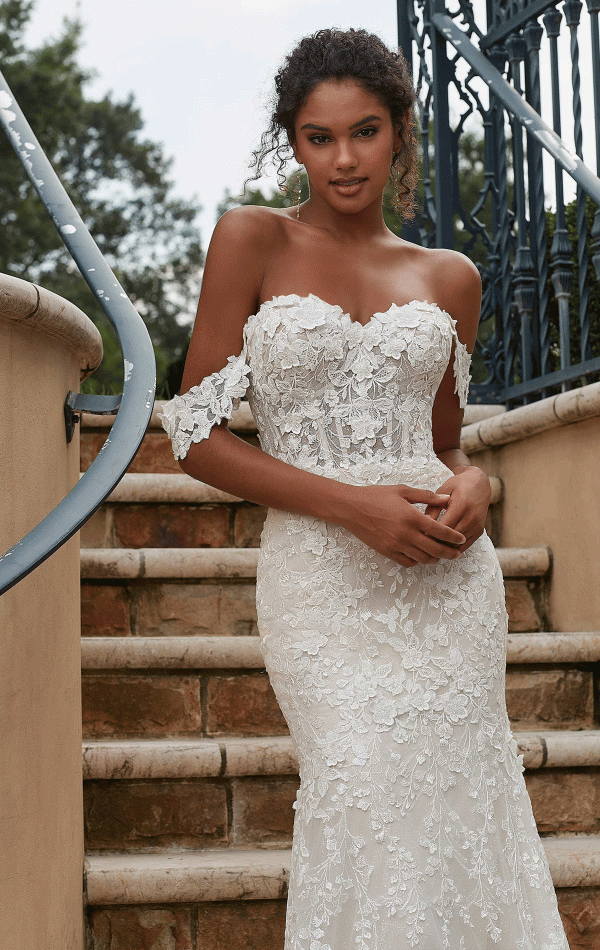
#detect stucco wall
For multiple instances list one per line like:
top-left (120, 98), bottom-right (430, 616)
top-left (0, 275), bottom-right (102, 950)
top-left (464, 390), bottom-right (600, 632)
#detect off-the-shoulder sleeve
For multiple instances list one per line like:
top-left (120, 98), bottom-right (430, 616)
top-left (158, 349), bottom-right (251, 460)
top-left (452, 330), bottom-right (472, 410)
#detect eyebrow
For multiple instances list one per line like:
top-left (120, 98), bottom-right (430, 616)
top-left (299, 114), bottom-right (382, 132)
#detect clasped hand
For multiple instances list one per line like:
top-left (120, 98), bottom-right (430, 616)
top-left (342, 468), bottom-right (491, 568)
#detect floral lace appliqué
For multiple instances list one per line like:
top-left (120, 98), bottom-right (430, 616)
top-left (160, 294), bottom-right (568, 950)
top-left (158, 350), bottom-right (251, 459)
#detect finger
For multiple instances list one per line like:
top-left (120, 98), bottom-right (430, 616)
top-left (417, 514), bottom-right (466, 545)
top-left (402, 488), bottom-right (451, 507)
top-left (423, 503), bottom-right (448, 519)
top-left (395, 553), bottom-right (418, 567)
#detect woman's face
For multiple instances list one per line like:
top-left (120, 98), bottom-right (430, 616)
top-left (291, 78), bottom-right (403, 216)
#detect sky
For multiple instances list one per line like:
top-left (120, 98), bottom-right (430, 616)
top-left (22, 0), bottom-right (595, 252)
top-left (23, 0), bottom-right (400, 246)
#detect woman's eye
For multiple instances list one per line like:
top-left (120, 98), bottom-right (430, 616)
top-left (355, 127), bottom-right (377, 138)
top-left (309, 135), bottom-right (330, 145)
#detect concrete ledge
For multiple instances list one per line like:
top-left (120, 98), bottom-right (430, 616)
top-left (82, 736), bottom-right (298, 780)
top-left (85, 849), bottom-right (290, 904)
top-left (543, 836), bottom-right (600, 888)
top-left (82, 400), bottom-right (257, 432)
top-left (507, 632), bottom-right (600, 663)
top-left (516, 731), bottom-right (600, 769)
top-left (80, 548), bottom-right (259, 579)
top-left (82, 730), bottom-right (600, 780)
top-left (495, 546), bottom-right (550, 576)
top-left (82, 631), bottom-right (597, 672)
top-left (81, 636), bottom-right (264, 669)
top-left (0, 272), bottom-right (102, 379)
top-left (96, 471), bottom-right (501, 506)
top-left (104, 473), bottom-right (241, 504)
top-left (80, 546), bottom-right (548, 580)
top-left (84, 838), bottom-right (600, 904)
top-left (462, 380), bottom-right (600, 454)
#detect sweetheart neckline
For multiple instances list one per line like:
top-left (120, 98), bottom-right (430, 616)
top-left (252, 292), bottom-right (454, 331)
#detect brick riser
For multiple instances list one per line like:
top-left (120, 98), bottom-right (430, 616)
top-left (80, 417), bottom-right (599, 949)
top-left (87, 891), bottom-right (600, 950)
top-left (81, 430), bottom-right (260, 476)
top-left (83, 766), bottom-right (600, 854)
top-left (82, 503), bottom-right (267, 550)
top-left (82, 663), bottom-right (596, 741)
top-left (81, 576), bottom-right (546, 638)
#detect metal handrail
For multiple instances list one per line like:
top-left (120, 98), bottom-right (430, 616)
top-left (0, 71), bottom-right (156, 594)
top-left (432, 12), bottom-right (600, 205)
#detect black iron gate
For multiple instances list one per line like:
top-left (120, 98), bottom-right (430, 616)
top-left (398, 0), bottom-right (600, 405)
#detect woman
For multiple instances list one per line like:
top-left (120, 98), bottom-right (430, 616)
top-left (160, 28), bottom-right (568, 950)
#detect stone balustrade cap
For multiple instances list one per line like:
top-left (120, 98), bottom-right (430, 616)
top-left (0, 272), bottom-right (103, 380)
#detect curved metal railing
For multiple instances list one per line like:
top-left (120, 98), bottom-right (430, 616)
top-left (0, 71), bottom-right (156, 594)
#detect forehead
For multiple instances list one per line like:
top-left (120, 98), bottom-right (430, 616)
top-left (295, 78), bottom-right (390, 128)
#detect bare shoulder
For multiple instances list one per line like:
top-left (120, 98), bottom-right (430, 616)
top-left (210, 204), bottom-right (286, 254)
top-left (420, 247), bottom-right (481, 349)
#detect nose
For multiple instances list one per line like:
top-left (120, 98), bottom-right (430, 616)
top-left (333, 138), bottom-right (358, 171)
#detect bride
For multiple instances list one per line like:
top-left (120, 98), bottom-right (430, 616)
top-left (160, 27), bottom-right (568, 950)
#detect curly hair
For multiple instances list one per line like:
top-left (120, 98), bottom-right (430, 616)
top-left (246, 28), bottom-right (418, 220)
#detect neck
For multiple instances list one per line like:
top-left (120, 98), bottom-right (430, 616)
top-left (298, 191), bottom-right (389, 242)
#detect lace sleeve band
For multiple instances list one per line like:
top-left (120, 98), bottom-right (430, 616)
top-left (452, 333), bottom-right (472, 410)
top-left (158, 350), bottom-right (251, 460)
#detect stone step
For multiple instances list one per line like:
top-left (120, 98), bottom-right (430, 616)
top-left (80, 472), bottom-right (503, 549)
top-left (82, 729), bottom-right (600, 781)
top-left (81, 632), bottom-right (597, 741)
top-left (80, 545), bottom-right (551, 637)
top-left (81, 632), bottom-right (600, 671)
top-left (83, 845), bottom-right (600, 950)
top-left (85, 837), bottom-right (600, 901)
top-left (81, 730), bottom-right (600, 849)
top-left (80, 545), bottom-right (550, 580)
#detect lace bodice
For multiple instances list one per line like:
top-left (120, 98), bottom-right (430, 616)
top-left (160, 294), bottom-right (471, 482)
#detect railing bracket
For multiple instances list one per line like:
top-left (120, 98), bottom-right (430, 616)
top-left (64, 392), bottom-right (122, 444)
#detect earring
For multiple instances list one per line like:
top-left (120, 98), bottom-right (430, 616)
top-left (295, 166), bottom-right (303, 220)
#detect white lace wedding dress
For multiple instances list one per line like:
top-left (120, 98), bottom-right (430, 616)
top-left (160, 293), bottom-right (568, 950)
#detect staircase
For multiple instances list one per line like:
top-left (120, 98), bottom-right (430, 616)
top-left (80, 404), bottom-right (600, 950)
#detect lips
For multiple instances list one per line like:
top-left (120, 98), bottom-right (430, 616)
top-left (330, 177), bottom-right (367, 197)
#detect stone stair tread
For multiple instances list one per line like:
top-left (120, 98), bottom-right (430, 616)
top-left (83, 736), bottom-right (297, 779)
top-left (84, 836), bottom-right (600, 904)
top-left (82, 729), bottom-right (600, 780)
top-left (85, 847), bottom-right (290, 904)
top-left (80, 546), bottom-right (550, 580)
top-left (83, 472), bottom-right (243, 505)
top-left (82, 631), bottom-right (600, 670)
top-left (82, 635), bottom-right (264, 669)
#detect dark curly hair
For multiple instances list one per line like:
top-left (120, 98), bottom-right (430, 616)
top-left (247, 28), bottom-right (418, 219)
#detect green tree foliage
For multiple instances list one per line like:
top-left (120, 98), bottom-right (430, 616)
top-left (0, 0), bottom-right (203, 396)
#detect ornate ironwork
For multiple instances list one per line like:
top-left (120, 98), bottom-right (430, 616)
top-left (400, 0), bottom-right (600, 405)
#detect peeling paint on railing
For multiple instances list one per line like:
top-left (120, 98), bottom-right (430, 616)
top-left (0, 71), bottom-right (156, 594)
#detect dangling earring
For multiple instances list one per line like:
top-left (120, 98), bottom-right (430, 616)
top-left (295, 166), bottom-right (303, 220)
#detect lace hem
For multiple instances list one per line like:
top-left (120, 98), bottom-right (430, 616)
top-left (158, 351), bottom-right (251, 460)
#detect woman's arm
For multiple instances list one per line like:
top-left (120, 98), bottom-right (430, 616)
top-left (425, 252), bottom-right (491, 550)
top-left (170, 209), bottom-right (467, 567)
